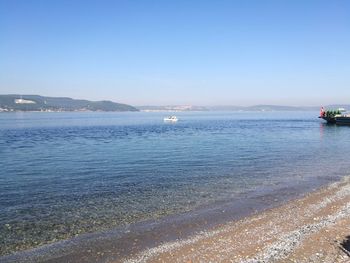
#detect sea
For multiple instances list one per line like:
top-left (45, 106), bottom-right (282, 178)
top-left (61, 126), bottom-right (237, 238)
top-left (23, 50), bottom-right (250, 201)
top-left (1, 111), bottom-right (350, 262)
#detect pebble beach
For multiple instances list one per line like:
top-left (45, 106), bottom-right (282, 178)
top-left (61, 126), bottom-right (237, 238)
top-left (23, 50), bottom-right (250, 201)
top-left (123, 176), bottom-right (350, 263)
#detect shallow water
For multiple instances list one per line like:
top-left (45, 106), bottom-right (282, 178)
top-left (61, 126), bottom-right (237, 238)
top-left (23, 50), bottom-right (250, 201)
top-left (1, 111), bottom-right (350, 257)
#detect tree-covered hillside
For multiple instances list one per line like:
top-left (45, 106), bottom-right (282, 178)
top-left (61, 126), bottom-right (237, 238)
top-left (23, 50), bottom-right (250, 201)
top-left (0, 95), bottom-right (138, 112)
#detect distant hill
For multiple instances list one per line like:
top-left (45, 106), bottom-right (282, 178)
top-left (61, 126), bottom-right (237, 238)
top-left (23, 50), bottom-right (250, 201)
top-left (138, 105), bottom-right (323, 112)
top-left (0, 95), bottom-right (138, 112)
top-left (137, 105), bottom-right (208, 112)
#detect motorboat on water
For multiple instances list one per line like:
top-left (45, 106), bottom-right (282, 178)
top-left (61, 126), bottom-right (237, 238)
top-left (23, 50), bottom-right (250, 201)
top-left (319, 107), bottom-right (350, 125)
top-left (163, 116), bottom-right (178, 122)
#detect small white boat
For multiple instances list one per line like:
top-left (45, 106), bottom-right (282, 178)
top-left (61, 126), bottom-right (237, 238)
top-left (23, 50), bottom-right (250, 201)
top-left (163, 116), bottom-right (178, 122)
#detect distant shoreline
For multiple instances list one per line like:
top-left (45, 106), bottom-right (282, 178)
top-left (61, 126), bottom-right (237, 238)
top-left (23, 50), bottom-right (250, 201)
top-left (0, 110), bottom-right (139, 113)
top-left (0, 94), bottom-right (139, 112)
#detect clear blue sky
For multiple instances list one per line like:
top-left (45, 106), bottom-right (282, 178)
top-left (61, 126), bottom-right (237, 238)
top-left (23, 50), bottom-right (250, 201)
top-left (0, 0), bottom-right (349, 106)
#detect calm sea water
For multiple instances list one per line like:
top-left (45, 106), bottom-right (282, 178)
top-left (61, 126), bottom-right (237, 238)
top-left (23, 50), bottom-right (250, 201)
top-left (1, 111), bottom-right (350, 256)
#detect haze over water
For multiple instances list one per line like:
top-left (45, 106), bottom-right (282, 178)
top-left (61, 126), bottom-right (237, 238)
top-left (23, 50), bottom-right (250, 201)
top-left (1, 111), bottom-right (350, 257)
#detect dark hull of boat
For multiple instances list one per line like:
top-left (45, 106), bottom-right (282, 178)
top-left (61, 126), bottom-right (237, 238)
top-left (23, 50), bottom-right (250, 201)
top-left (319, 116), bottom-right (350, 125)
top-left (319, 116), bottom-right (336, 124)
top-left (335, 116), bottom-right (350, 125)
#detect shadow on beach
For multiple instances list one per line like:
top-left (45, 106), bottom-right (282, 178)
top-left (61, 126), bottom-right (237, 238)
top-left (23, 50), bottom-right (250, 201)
top-left (340, 235), bottom-right (350, 256)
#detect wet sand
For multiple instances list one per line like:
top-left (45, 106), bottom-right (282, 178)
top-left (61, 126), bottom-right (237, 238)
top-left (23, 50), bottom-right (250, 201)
top-left (123, 176), bottom-right (350, 263)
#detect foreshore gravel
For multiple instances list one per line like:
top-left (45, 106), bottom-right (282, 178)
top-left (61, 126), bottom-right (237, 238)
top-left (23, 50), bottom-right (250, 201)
top-left (123, 176), bottom-right (350, 263)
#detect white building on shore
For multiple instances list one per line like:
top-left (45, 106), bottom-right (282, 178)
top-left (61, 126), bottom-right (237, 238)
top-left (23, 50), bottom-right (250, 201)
top-left (14, 98), bottom-right (36, 104)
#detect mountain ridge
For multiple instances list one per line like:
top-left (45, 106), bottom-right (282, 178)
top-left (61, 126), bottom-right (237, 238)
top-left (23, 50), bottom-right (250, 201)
top-left (0, 95), bottom-right (138, 112)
